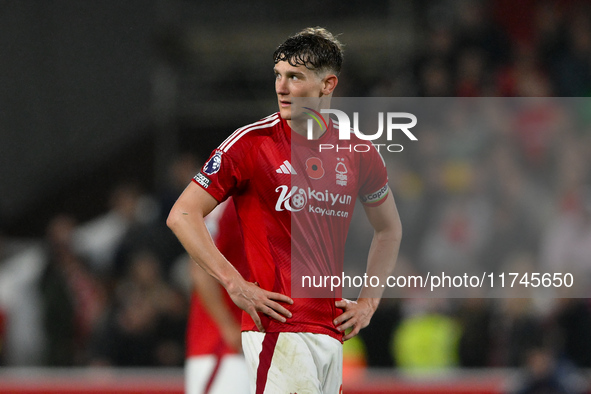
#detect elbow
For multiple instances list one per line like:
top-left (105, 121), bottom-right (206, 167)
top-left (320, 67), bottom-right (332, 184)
top-left (375, 221), bottom-right (402, 246)
top-left (166, 206), bottom-right (182, 232)
top-left (395, 217), bottom-right (403, 242)
top-left (394, 220), bottom-right (403, 245)
top-left (384, 217), bottom-right (403, 245)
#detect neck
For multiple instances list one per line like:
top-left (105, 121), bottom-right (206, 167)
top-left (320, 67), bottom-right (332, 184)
top-left (288, 118), bottom-right (326, 139)
top-left (287, 95), bottom-right (332, 139)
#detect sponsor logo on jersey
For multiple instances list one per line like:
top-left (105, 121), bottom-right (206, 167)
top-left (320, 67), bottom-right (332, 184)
top-left (275, 160), bottom-right (297, 175)
top-left (275, 185), bottom-right (352, 213)
top-left (193, 172), bottom-right (211, 188)
top-left (360, 184), bottom-right (389, 206)
top-left (203, 151), bottom-right (222, 175)
top-left (275, 185), bottom-right (307, 212)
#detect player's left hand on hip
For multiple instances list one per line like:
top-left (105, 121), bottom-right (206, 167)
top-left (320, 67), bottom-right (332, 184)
top-left (333, 298), bottom-right (375, 341)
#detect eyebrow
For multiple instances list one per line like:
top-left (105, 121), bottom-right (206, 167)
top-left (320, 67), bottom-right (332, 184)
top-left (273, 68), bottom-right (306, 78)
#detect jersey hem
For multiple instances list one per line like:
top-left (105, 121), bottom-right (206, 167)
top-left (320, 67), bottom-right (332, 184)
top-left (240, 325), bottom-right (344, 343)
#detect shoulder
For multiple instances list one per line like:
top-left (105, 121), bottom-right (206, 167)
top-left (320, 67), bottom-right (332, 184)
top-left (199, 114), bottom-right (283, 186)
top-left (217, 113), bottom-right (282, 154)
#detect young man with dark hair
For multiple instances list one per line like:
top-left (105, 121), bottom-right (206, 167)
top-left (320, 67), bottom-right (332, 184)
top-left (168, 27), bottom-right (402, 393)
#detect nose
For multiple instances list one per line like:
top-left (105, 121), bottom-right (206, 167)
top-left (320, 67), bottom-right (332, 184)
top-left (276, 76), bottom-right (289, 95)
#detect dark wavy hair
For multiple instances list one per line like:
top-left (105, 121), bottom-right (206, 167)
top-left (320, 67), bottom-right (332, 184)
top-left (273, 27), bottom-right (343, 76)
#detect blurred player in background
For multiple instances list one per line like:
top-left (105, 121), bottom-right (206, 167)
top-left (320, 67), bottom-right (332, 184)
top-left (168, 27), bottom-right (402, 393)
top-left (186, 199), bottom-right (249, 394)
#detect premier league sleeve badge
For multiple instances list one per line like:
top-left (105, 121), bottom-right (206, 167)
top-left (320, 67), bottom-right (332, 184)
top-left (203, 151), bottom-right (223, 175)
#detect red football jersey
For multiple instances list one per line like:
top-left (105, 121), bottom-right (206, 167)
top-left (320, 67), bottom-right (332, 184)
top-left (186, 200), bottom-right (248, 357)
top-left (193, 112), bottom-right (389, 341)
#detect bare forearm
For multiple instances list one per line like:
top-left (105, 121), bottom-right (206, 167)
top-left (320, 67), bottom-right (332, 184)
top-left (168, 208), bottom-right (243, 290)
top-left (334, 193), bottom-right (402, 340)
top-left (358, 224), bottom-right (401, 303)
top-left (190, 259), bottom-right (240, 328)
top-left (166, 184), bottom-right (244, 290)
top-left (167, 183), bottom-right (293, 331)
top-left (359, 192), bottom-right (403, 303)
top-left (333, 226), bottom-right (401, 340)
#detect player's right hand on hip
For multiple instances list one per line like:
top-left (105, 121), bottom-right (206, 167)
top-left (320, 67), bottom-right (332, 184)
top-left (228, 279), bottom-right (293, 332)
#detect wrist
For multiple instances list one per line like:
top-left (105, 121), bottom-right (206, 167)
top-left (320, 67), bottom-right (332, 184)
top-left (358, 297), bottom-right (380, 312)
top-left (221, 270), bottom-right (246, 293)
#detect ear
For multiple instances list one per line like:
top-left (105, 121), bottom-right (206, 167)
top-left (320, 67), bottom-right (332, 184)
top-left (321, 74), bottom-right (338, 96)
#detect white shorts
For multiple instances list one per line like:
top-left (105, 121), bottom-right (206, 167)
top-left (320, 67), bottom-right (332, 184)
top-left (185, 354), bottom-right (249, 394)
top-left (242, 331), bottom-right (343, 394)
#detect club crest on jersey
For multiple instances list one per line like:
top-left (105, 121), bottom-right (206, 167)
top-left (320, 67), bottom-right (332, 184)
top-left (335, 158), bottom-right (348, 186)
top-left (203, 151), bottom-right (222, 175)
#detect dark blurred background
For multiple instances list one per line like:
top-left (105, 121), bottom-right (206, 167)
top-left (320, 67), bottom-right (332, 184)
top-left (1, 0), bottom-right (590, 393)
top-left (0, 0), bottom-right (406, 236)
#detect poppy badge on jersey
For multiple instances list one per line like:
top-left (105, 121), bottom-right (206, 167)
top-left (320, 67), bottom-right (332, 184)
top-left (306, 157), bottom-right (325, 179)
top-left (203, 151), bottom-right (222, 175)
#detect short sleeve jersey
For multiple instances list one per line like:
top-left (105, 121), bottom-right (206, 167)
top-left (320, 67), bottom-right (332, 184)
top-left (193, 112), bottom-right (389, 341)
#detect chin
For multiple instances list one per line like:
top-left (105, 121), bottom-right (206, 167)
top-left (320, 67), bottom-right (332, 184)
top-left (279, 108), bottom-right (291, 120)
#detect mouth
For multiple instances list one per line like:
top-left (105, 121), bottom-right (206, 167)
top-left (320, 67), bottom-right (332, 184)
top-left (279, 99), bottom-right (291, 108)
